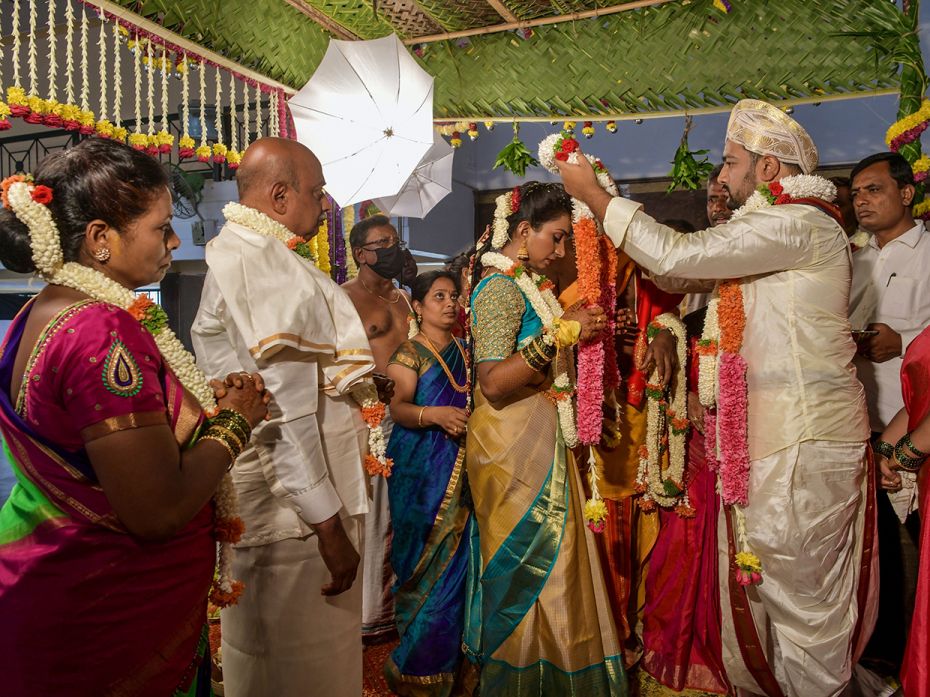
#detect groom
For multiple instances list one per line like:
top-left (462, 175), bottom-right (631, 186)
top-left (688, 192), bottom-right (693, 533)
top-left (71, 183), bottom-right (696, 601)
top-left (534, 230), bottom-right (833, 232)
top-left (557, 100), bottom-right (874, 697)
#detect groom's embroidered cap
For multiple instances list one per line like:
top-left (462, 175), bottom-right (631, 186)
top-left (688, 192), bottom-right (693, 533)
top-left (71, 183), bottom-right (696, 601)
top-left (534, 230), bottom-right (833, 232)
top-left (726, 99), bottom-right (818, 174)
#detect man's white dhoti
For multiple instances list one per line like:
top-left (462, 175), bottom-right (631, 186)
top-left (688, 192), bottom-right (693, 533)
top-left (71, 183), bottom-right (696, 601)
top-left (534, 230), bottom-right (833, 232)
top-left (719, 440), bottom-right (877, 697)
top-left (222, 517), bottom-right (363, 697)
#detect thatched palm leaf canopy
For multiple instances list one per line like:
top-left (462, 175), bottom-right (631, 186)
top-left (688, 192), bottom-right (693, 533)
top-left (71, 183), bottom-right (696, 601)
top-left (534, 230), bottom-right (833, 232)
top-left (110, 0), bottom-right (907, 119)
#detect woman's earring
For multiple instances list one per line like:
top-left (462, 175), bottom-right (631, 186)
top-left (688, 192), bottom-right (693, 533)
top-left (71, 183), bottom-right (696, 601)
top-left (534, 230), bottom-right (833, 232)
top-left (517, 240), bottom-right (529, 261)
top-left (93, 247), bottom-right (111, 262)
top-left (416, 312), bottom-right (422, 324)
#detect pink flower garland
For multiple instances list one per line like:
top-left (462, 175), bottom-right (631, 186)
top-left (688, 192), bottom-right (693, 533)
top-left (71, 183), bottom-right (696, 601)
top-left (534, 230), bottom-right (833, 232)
top-left (717, 353), bottom-right (750, 505)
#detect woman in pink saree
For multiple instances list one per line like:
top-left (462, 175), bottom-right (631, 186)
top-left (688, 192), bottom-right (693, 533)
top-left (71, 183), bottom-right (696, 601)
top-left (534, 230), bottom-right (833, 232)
top-left (0, 138), bottom-right (268, 696)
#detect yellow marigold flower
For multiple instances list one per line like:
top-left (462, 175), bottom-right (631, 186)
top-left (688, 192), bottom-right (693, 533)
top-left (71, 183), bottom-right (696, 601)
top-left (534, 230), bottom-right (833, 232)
top-left (735, 551), bottom-right (762, 572)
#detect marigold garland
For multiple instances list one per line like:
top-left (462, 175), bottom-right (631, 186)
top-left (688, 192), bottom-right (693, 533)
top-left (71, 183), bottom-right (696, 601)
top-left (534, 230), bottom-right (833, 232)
top-left (886, 98), bottom-right (930, 152)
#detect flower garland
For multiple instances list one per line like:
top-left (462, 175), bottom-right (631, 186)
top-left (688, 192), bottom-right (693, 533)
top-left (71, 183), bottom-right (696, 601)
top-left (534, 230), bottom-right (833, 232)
top-left (2, 175), bottom-right (243, 607)
top-left (635, 313), bottom-right (692, 515)
top-left (212, 67), bottom-right (227, 165)
top-left (490, 187), bottom-right (519, 249)
top-left (913, 155), bottom-right (930, 183)
top-left (480, 251), bottom-right (578, 449)
top-left (316, 217), bottom-right (332, 275)
top-left (155, 45), bottom-right (174, 154)
top-left (222, 202), bottom-right (393, 476)
top-left (0, 0), bottom-right (12, 130)
top-left (109, 23), bottom-right (127, 142)
top-left (128, 35), bottom-right (147, 151)
top-left (849, 229), bottom-right (871, 252)
top-left (94, 15), bottom-right (114, 138)
top-left (538, 131), bottom-right (621, 446)
top-left (227, 71), bottom-right (241, 169)
top-left (886, 99), bottom-right (930, 153)
top-left (179, 52), bottom-right (195, 158)
top-left (914, 196), bottom-right (930, 221)
top-left (729, 175), bottom-right (837, 220)
top-left (196, 62), bottom-right (211, 163)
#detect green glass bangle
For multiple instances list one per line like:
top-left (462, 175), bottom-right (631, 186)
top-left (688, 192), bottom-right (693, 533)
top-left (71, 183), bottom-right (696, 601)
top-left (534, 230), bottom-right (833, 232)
top-left (903, 433), bottom-right (930, 459)
top-left (894, 436), bottom-right (926, 473)
top-left (873, 440), bottom-right (894, 459)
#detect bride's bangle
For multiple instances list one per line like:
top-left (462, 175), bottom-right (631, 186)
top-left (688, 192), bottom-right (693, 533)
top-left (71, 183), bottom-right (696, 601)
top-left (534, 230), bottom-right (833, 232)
top-left (418, 406), bottom-right (427, 428)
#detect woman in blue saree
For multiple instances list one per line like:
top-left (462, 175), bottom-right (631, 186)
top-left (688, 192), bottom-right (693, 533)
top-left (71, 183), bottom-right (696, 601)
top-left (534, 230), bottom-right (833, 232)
top-left (384, 270), bottom-right (474, 696)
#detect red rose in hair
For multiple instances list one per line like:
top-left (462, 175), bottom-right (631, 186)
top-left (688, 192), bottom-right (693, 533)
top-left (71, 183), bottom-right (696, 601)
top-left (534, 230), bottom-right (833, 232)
top-left (510, 187), bottom-right (521, 213)
top-left (768, 182), bottom-right (784, 196)
top-left (30, 185), bottom-right (53, 205)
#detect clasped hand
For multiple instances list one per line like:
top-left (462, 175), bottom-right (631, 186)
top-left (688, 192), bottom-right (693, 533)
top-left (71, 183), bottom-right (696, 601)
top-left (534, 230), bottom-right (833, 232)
top-left (210, 371), bottom-right (272, 427)
top-left (563, 303), bottom-right (607, 342)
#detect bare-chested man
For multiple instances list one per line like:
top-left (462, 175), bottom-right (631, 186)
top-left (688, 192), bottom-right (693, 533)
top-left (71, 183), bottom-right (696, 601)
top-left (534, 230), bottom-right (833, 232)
top-left (342, 214), bottom-right (411, 639)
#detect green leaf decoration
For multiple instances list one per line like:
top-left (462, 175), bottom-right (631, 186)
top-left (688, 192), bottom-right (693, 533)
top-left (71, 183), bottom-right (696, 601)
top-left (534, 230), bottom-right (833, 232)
top-left (493, 122), bottom-right (539, 177)
top-left (667, 116), bottom-right (715, 193)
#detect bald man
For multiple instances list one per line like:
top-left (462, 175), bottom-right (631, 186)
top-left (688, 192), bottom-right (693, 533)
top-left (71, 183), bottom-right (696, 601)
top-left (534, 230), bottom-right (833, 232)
top-left (192, 138), bottom-right (376, 697)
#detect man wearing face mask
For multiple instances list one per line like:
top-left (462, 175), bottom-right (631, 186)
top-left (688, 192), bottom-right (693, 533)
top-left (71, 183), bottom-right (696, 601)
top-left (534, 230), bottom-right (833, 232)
top-left (343, 214), bottom-right (413, 641)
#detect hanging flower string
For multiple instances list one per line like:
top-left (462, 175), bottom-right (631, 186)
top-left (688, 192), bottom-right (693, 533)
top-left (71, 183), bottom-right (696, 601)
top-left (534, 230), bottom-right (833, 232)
top-left (0, 1), bottom-right (11, 130)
top-left (155, 45), bottom-right (173, 153)
top-left (179, 52), bottom-right (195, 158)
top-left (110, 23), bottom-right (127, 143)
top-left (196, 61), bottom-right (211, 163)
top-left (95, 13), bottom-right (114, 138)
top-left (2, 174), bottom-right (243, 607)
top-left (43, 0), bottom-right (64, 128)
top-left (212, 67), bottom-right (227, 165)
top-left (77, 5), bottom-right (94, 134)
top-left (145, 40), bottom-right (158, 156)
top-left (227, 71), bottom-right (241, 169)
top-left (635, 313), bottom-right (691, 516)
top-left (128, 35), bottom-right (146, 151)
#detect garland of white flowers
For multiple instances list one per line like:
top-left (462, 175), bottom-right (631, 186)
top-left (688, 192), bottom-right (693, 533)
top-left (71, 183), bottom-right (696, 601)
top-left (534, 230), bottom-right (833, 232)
top-left (698, 298), bottom-right (719, 408)
top-left (480, 251), bottom-right (578, 447)
top-left (27, 0), bottom-right (38, 98)
top-left (96, 15), bottom-right (107, 123)
top-left (221, 202), bottom-right (393, 473)
top-left (11, 0), bottom-right (21, 89)
top-left (78, 6), bottom-right (89, 114)
top-left (636, 312), bottom-right (691, 512)
top-left (270, 89), bottom-right (279, 137)
top-left (46, 0), bottom-right (56, 102)
top-left (111, 23), bottom-right (121, 132)
top-left (242, 80), bottom-right (250, 150)
top-left (145, 40), bottom-right (155, 144)
top-left (5, 177), bottom-right (243, 606)
top-left (254, 82), bottom-right (263, 139)
top-left (729, 174), bottom-right (836, 220)
top-left (490, 191), bottom-right (512, 248)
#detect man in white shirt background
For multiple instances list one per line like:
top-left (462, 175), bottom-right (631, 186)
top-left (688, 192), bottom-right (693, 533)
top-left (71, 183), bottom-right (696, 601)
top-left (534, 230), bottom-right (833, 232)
top-left (849, 150), bottom-right (930, 676)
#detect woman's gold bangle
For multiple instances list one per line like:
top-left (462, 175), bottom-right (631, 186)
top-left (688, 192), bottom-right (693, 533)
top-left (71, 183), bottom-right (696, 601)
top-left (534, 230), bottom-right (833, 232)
top-left (418, 406), bottom-right (427, 428)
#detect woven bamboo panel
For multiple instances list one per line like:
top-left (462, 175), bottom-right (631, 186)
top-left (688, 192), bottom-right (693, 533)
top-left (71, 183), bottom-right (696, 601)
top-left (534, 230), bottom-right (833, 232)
top-left (424, 0), bottom-right (902, 117)
top-left (108, 0), bottom-right (903, 118)
top-left (296, 0), bottom-right (397, 38)
top-left (503, 0), bottom-right (602, 21)
top-left (412, 0), bottom-right (502, 32)
top-left (369, 0), bottom-right (445, 38)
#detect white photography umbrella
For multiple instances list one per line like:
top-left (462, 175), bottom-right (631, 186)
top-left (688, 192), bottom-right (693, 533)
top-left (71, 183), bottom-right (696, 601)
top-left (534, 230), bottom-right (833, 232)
top-left (289, 34), bottom-right (435, 207)
top-left (373, 130), bottom-right (454, 218)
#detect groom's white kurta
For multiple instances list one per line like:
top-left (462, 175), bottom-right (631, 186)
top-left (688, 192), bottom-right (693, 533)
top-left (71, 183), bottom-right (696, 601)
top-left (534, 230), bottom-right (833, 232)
top-left (604, 197), bottom-right (875, 697)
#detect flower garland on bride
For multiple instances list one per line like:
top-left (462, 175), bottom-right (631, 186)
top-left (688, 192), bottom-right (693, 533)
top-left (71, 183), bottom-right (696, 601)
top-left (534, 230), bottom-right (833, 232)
top-left (479, 249), bottom-right (579, 449)
top-left (222, 202), bottom-right (393, 478)
top-left (701, 173), bottom-right (837, 585)
top-left (538, 132), bottom-right (621, 533)
top-left (2, 173), bottom-right (244, 606)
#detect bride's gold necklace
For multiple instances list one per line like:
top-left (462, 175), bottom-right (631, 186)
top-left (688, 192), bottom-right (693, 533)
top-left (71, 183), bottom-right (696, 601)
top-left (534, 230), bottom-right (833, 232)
top-left (418, 332), bottom-right (470, 393)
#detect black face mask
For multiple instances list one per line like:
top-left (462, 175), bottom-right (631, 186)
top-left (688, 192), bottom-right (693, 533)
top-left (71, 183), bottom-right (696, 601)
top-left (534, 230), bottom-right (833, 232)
top-left (369, 244), bottom-right (405, 279)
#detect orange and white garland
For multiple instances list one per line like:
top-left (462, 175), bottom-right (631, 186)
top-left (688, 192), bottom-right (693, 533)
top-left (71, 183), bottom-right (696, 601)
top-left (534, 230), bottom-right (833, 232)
top-left (3, 174), bottom-right (243, 607)
top-left (635, 312), bottom-right (691, 515)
